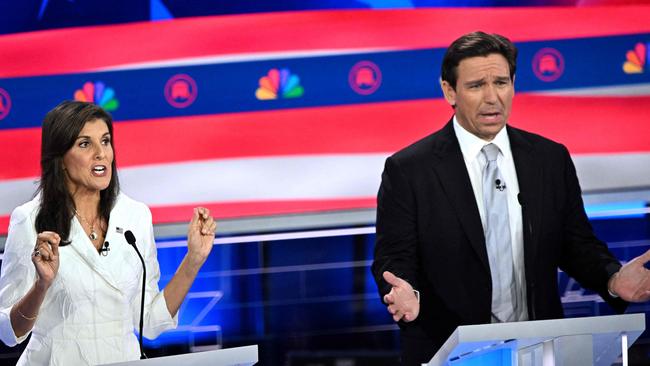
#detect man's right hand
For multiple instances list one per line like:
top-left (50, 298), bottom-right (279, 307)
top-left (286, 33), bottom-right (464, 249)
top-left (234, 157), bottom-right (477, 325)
top-left (383, 271), bottom-right (420, 322)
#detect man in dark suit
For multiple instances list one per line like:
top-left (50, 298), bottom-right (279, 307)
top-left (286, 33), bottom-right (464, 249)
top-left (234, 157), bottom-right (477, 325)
top-left (372, 31), bottom-right (650, 366)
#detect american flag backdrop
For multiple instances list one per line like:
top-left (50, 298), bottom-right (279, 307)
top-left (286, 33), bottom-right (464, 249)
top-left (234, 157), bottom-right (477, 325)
top-left (1, 7), bottom-right (650, 235)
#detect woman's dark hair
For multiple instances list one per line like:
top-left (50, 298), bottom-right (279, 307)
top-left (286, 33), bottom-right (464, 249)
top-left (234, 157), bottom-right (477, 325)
top-left (441, 31), bottom-right (518, 89)
top-left (35, 101), bottom-right (120, 244)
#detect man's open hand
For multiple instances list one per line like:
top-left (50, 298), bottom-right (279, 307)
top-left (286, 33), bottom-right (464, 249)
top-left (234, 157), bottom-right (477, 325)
top-left (383, 271), bottom-right (420, 322)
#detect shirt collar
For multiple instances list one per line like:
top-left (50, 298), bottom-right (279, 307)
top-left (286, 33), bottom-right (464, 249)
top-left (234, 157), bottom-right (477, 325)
top-left (452, 115), bottom-right (512, 164)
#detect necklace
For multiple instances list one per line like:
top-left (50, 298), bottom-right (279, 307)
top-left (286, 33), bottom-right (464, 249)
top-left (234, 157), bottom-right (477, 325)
top-left (75, 209), bottom-right (99, 241)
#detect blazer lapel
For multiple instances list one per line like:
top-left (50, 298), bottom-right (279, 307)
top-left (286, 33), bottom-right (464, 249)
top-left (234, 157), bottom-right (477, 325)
top-left (508, 126), bottom-right (543, 269)
top-left (431, 121), bottom-right (490, 274)
top-left (68, 217), bottom-right (122, 292)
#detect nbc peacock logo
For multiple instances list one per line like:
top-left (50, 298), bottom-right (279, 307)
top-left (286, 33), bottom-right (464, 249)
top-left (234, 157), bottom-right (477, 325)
top-left (74, 81), bottom-right (119, 111)
top-left (255, 68), bottom-right (304, 100)
top-left (623, 42), bottom-right (647, 74)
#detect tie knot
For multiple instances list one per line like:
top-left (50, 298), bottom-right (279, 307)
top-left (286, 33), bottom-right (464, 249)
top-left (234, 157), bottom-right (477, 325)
top-left (482, 143), bottom-right (500, 162)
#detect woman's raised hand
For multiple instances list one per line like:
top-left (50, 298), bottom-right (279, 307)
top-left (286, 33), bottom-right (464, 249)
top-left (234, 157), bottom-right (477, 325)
top-left (32, 231), bottom-right (61, 289)
top-left (186, 207), bottom-right (216, 267)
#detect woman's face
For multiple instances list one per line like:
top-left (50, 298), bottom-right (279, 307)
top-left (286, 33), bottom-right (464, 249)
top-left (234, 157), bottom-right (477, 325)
top-left (62, 119), bottom-right (114, 196)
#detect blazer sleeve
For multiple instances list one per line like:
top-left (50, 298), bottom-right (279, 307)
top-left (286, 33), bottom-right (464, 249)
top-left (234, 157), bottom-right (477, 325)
top-left (130, 204), bottom-right (178, 340)
top-left (0, 206), bottom-right (38, 346)
top-left (556, 145), bottom-right (627, 313)
top-left (372, 156), bottom-right (421, 300)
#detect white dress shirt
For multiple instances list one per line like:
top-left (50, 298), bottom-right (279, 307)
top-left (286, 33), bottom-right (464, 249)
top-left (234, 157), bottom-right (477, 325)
top-left (453, 116), bottom-right (528, 322)
top-left (0, 193), bottom-right (178, 365)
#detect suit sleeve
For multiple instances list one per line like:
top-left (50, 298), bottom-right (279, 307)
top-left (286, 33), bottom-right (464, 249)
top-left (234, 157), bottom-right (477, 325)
top-left (556, 146), bottom-right (627, 313)
top-left (372, 156), bottom-right (420, 301)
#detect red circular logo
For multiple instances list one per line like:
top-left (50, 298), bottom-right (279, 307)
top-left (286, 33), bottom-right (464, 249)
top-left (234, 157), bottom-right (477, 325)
top-left (349, 61), bottom-right (382, 95)
top-left (165, 74), bottom-right (198, 108)
top-left (0, 87), bottom-right (11, 121)
top-left (532, 48), bottom-right (565, 82)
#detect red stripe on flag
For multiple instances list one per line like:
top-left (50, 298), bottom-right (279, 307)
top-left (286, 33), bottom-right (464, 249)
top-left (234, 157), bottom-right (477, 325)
top-left (0, 100), bottom-right (445, 179)
top-left (0, 127), bottom-right (42, 179)
top-left (0, 216), bottom-right (8, 237)
top-left (1, 7), bottom-right (649, 77)
top-left (1, 95), bottom-right (650, 180)
top-left (510, 94), bottom-right (650, 155)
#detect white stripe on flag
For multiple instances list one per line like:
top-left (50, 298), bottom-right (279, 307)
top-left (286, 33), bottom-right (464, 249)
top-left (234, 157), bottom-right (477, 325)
top-left (1, 152), bottom-right (649, 216)
top-left (119, 154), bottom-right (388, 206)
top-left (0, 154), bottom-right (389, 215)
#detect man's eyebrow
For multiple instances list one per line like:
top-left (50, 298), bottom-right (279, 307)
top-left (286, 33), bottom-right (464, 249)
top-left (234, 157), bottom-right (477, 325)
top-left (463, 78), bottom-right (485, 85)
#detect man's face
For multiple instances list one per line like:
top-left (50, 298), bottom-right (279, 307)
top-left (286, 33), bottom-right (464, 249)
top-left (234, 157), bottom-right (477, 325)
top-left (441, 53), bottom-right (514, 141)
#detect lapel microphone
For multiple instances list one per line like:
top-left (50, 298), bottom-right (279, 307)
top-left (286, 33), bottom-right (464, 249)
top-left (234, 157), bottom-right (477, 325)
top-left (495, 179), bottom-right (506, 191)
top-left (100, 241), bottom-right (110, 256)
top-left (125, 230), bottom-right (147, 360)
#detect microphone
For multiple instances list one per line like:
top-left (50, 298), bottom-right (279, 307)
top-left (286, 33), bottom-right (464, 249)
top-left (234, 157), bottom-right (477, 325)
top-left (517, 192), bottom-right (533, 237)
top-left (517, 192), bottom-right (536, 320)
top-left (495, 179), bottom-right (506, 191)
top-left (125, 230), bottom-right (147, 360)
top-left (517, 192), bottom-right (533, 238)
top-left (99, 241), bottom-right (110, 256)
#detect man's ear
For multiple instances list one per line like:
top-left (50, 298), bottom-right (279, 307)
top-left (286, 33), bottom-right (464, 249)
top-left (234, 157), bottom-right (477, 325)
top-left (440, 79), bottom-right (456, 107)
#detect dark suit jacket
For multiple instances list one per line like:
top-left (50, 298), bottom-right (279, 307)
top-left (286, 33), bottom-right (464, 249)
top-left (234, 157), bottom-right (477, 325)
top-left (372, 119), bottom-right (626, 365)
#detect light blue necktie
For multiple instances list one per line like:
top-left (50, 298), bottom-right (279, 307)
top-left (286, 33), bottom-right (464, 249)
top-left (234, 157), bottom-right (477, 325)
top-left (482, 143), bottom-right (516, 322)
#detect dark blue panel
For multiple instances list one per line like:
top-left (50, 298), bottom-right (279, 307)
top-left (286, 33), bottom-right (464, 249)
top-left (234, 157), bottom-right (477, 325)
top-left (303, 267), bottom-right (355, 297)
top-left (264, 236), bottom-right (357, 266)
top-left (2, 211), bottom-right (649, 362)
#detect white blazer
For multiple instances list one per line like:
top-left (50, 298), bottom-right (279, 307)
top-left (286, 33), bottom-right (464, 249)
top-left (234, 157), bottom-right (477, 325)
top-left (0, 193), bottom-right (178, 365)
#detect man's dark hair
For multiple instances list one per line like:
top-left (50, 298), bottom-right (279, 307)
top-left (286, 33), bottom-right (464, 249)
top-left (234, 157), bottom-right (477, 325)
top-left (441, 31), bottom-right (518, 89)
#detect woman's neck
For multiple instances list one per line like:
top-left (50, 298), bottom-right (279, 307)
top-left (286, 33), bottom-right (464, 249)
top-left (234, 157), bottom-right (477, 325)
top-left (71, 190), bottom-right (101, 218)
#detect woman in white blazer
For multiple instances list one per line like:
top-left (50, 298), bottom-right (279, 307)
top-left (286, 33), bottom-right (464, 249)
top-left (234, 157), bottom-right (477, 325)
top-left (0, 101), bottom-right (217, 365)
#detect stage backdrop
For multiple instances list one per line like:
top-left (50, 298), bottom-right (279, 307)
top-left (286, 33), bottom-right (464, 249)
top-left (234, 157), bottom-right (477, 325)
top-left (1, 6), bottom-right (650, 235)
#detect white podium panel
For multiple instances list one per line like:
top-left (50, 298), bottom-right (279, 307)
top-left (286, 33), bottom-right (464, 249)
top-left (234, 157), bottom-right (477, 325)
top-left (427, 314), bottom-right (645, 366)
top-left (102, 344), bottom-right (258, 366)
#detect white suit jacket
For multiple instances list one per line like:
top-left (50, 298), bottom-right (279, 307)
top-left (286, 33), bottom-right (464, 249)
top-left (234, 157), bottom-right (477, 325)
top-left (0, 193), bottom-right (178, 365)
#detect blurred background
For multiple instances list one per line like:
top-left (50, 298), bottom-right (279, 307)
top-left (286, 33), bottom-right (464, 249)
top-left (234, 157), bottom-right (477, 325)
top-left (0, 0), bottom-right (649, 365)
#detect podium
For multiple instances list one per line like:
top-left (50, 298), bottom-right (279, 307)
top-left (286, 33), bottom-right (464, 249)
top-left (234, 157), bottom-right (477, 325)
top-left (103, 344), bottom-right (258, 366)
top-left (427, 314), bottom-right (645, 366)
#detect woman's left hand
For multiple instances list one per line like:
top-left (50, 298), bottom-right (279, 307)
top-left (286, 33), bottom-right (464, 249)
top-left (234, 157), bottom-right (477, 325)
top-left (186, 207), bottom-right (216, 267)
